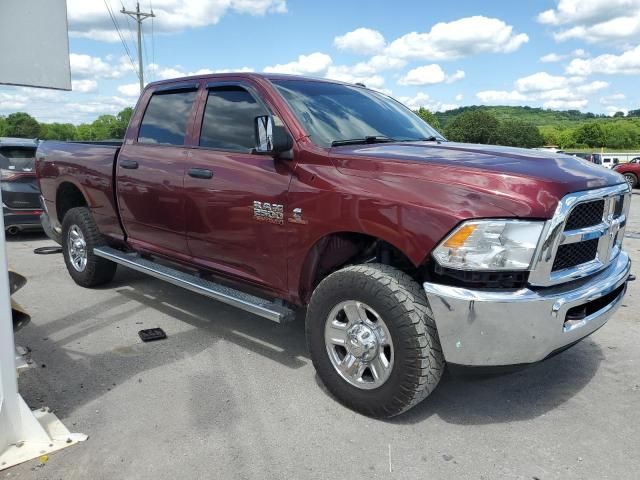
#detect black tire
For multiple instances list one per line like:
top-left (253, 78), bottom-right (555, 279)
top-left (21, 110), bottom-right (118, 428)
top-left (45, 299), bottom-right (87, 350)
top-left (624, 172), bottom-right (637, 189)
top-left (306, 264), bottom-right (444, 418)
top-left (61, 207), bottom-right (117, 287)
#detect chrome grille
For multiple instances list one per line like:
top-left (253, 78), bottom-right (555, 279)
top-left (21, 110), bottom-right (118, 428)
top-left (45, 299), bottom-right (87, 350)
top-left (528, 183), bottom-right (631, 287)
top-left (553, 239), bottom-right (599, 271)
top-left (564, 200), bottom-right (604, 230)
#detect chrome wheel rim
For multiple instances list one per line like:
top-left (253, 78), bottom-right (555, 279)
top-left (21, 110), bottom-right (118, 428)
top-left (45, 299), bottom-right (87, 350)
top-left (324, 300), bottom-right (394, 390)
top-left (68, 225), bottom-right (87, 272)
top-left (624, 174), bottom-right (635, 188)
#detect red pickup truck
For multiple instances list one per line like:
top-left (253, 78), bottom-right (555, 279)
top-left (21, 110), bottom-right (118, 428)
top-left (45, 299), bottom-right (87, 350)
top-left (36, 73), bottom-right (633, 418)
top-left (613, 160), bottom-right (640, 189)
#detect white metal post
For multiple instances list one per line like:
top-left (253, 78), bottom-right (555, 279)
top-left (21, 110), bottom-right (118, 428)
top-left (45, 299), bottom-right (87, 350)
top-left (0, 191), bottom-right (27, 449)
top-left (0, 190), bottom-right (86, 470)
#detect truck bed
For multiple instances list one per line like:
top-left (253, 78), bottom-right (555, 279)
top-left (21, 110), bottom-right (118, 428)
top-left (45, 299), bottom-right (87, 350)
top-left (36, 140), bottom-right (125, 241)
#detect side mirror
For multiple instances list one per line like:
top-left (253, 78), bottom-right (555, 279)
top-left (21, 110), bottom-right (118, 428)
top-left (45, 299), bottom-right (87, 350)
top-left (254, 115), bottom-right (293, 155)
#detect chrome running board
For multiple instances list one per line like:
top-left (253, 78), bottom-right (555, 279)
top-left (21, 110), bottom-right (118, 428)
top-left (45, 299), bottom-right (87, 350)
top-left (94, 246), bottom-right (295, 323)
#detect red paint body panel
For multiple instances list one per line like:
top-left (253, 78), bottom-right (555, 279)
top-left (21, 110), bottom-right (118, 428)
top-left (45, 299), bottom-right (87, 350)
top-left (35, 73), bottom-right (628, 306)
top-left (35, 141), bottom-right (124, 241)
top-left (614, 162), bottom-right (640, 176)
top-left (117, 144), bottom-right (190, 255)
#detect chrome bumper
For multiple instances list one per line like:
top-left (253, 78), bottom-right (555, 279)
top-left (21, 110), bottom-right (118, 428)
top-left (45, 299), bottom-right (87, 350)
top-left (423, 252), bottom-right (631, 366)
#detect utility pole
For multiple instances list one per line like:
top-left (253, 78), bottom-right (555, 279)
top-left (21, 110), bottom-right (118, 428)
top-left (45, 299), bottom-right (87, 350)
top-left (120, 2), bottom-right (155, 93)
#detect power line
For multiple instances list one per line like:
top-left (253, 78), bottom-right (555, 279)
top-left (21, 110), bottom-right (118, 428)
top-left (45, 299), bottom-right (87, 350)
top-left (121, 2), bottom-right (155, 93)
top-left (103, 0), bottom-right (139, 81)
top-left (142, 22), bottom-right (150, 83)
top-left (150, 1), bottom-right (156, 82)
top-left (120, 1), bottom-right (139, 63)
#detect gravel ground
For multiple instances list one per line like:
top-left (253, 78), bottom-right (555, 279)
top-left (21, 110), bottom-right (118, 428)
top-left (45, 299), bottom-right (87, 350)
top-left (4, 193), bottom-right (640, 480)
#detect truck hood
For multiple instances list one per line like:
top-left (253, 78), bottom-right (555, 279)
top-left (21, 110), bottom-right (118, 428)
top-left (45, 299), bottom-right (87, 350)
top-left (330, 141), bottom-right (625, 218)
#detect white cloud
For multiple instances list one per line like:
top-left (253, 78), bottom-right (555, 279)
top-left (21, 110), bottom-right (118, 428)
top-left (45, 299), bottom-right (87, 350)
top-left (540, 53), bottom-right (564, 63)
top-left (397, 92), bottom-right (458, 112)
top-left (334, 28), bottom-right (386, 54)
top-left (67, 0), bottom-right (287, 42)
top-left (0, 86), bottom-right (133, 124)
top-left (70, 53), bottom-right (131, 79)
top-left (604, 105), bottom-right (629, 115)
top-left (566, 45), bottom-right (640, 75)
top-left (446, 70), bottom-right (465, 84)
top-left (398, 65), bottom-right (465, 85)
top-left (476, 71), bottom-right (609, 110)
top-left (398, 64), bottom-right (445, 85)
top-left (324, 55), bottom-right (405, 89)
top-left (72, 79), bottom-right (98, 93)
top-left (0, 92), bottom-right (28, 111)
top-left (576, 80), bottom-right (609, 94)
top-left (543, 99), bottom-right (589, 110)
top-left (147, 63), bottom-right (254, 80)
top-left (537, 0), bottom-right (640, 44)
top-left (117, 83), bottom-right (141, 97)
top-left (263, 52), bottom-right (332, 75)
top-left (455, 93), bottom-right (464, 101)
top-left (386, 16), bottom-right (528, 61)
top-left (476, 90), bottom-right (530, 104)
top-left (540, 49), bottom-right (588, 62)
top-left (325, 67), bottom-right (385, 89)
top-left (515, 72), bottom-right (568, 93)
top-left (600, 93), bottom-right (626, 104)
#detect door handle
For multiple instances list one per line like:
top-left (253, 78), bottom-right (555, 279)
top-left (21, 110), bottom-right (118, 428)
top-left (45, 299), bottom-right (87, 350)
top-left (188, 168), bottom-right (214, 179)
top-left (120, 159), bottom-right (139, 169)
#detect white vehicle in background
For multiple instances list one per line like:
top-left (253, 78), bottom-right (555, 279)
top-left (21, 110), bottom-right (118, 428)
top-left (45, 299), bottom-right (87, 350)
top-left (533, 147), bottom-right (565, 154)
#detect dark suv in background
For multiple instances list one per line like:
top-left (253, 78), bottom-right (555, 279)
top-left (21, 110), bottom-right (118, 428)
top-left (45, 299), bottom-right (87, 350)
top-left (0, 137), bottom-right (43, 235)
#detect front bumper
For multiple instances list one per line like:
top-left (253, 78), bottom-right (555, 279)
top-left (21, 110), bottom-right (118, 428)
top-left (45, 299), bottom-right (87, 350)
top-left (423, 252), bottom-right (631, 366)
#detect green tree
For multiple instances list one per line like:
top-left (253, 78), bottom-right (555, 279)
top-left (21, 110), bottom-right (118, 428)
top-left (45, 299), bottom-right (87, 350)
top-left (40, 122), bottom-right (77, 140)
top-left (444, 110), bottom-right (499, 144)
top-left (539, 126), bottom-right (560, 146)
top-left (0, 116), bottom-right (6, 136)
top-left (558, 129), bottom-right (578, 149)
top-left (414, 107), bottom-right (441, 131)
top-left (494, 120), bottom-right (545, 148)
top-left (116, 107), bottom-right (133, 134)
top-left (574, 123), bottom-right (606, 148)
top-left (613, 111), bottom-right (625, 118)
top-left (90, 115), bottom-right (121, 140)
top-left (3, 112), bottom-right (40, 138)
top-left (75, 124), bottom-right (98, 141)
top-left (603, 121), bottom-right (640, 149)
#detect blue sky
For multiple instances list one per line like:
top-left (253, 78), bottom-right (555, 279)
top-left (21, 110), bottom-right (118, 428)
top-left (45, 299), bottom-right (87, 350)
top-left (1, 0), bottom-right (639, 123)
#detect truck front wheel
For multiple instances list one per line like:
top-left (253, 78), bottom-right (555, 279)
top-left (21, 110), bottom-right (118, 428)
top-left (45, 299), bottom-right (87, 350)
top-left (61, 207), bottom-right (117, 287)
top-left (306, 264), bottom-right (444, 418)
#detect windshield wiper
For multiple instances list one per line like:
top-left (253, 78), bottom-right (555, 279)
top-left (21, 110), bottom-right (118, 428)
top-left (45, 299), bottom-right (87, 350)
top-left (331, 135), bottom-right (397, 147)
top-left (401, 136), bottom-right (444, 142)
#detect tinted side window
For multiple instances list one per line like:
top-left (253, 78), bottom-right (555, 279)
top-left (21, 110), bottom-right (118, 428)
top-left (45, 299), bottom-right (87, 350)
top-left (199, 87), bottom-right (267, 152)
top-left (138, 90), bottom-right (197, 145)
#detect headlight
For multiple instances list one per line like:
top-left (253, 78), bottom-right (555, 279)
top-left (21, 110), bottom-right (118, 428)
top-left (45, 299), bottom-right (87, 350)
top-left (432, 220), bottom-right (544, 271)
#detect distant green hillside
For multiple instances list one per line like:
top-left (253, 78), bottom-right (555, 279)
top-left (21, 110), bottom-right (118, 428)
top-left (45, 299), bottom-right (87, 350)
top-left (434, 105), bottom-right (638, 129)
top-left (432, 105), bottom-right (640, 150)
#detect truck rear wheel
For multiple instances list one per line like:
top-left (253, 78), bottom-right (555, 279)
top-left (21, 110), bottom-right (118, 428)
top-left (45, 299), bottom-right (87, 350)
top-left (61, 207), bottom-right (117, 287)
top-left (306, 264), bottom-right (444, 418)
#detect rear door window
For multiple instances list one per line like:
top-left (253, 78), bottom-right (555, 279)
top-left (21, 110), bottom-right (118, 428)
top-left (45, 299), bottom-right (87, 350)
top-left (138, 89), bottom-right (198, 145)
top-left (199, 86), bottom-right (267, 152)
top-left (0, 147), bottom-right (36, 171)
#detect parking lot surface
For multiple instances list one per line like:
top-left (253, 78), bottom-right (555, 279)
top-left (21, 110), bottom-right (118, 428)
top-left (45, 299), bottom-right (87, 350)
top-left (5, 193), bottom-right (640, 480)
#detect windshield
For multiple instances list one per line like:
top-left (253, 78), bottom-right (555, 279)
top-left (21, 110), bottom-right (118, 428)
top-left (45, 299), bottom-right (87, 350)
top-left (0, 147), bottom-right (36, 171)
top-left (271, 80), bottom-right (445, 148)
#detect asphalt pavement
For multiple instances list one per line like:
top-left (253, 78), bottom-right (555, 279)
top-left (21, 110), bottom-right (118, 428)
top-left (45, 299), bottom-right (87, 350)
top-left (4, 193), bottom-right (640, 480)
